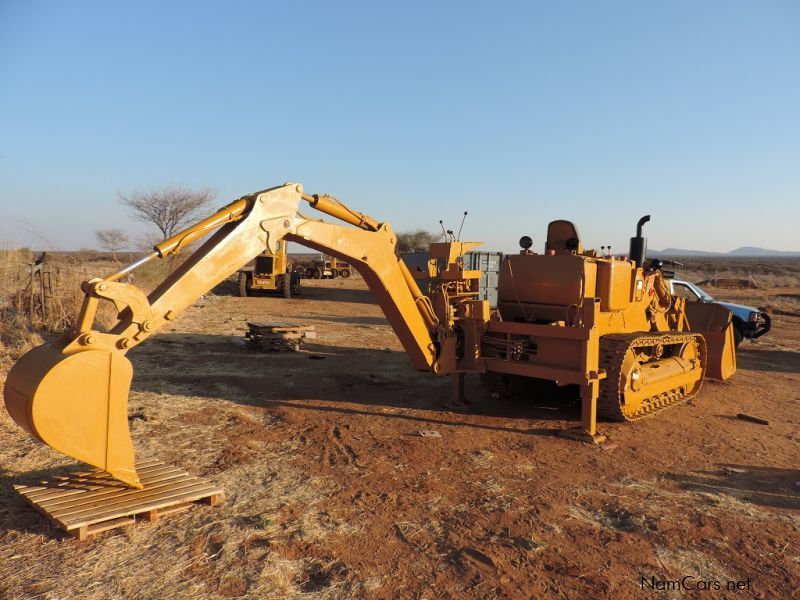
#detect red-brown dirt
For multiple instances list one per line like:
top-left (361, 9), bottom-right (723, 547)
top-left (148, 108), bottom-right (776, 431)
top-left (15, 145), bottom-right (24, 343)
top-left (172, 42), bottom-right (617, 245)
top-left (1, 275), bottom-right (798, 599)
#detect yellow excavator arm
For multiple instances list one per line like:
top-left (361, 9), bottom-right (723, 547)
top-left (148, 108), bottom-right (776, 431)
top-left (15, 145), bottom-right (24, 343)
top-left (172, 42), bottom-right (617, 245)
top-left (3, 183), bottom-right (481, 487)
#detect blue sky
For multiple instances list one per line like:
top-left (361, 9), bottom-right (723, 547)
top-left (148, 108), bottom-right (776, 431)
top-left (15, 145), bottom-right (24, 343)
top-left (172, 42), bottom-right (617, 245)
top-left (1, 1), bottom-right (798, 253)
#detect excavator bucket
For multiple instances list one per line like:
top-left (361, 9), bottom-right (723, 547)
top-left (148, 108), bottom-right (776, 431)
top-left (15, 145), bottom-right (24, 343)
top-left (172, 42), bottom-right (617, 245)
top-left (3, 340), bottom-right (142, 488)
top-left (684, 302), bottom-right (737, 381)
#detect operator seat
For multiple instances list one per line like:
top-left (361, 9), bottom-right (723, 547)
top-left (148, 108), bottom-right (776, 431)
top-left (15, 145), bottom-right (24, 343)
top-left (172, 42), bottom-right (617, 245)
top-left (545, 220), bottom-right (583, 254)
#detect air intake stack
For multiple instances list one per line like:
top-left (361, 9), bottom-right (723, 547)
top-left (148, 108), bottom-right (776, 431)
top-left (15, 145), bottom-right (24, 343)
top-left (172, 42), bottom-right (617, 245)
top-left (629, 215), bottom-right (651, 268)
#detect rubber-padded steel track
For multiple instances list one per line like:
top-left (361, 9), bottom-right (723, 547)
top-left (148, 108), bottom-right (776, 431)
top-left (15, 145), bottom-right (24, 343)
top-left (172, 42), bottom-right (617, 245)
top-left (598, 332), bottom-right (706, 422)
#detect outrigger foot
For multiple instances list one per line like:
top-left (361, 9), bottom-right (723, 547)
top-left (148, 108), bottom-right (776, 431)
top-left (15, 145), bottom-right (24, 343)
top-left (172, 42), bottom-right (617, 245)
top-left (558, 427), bottom-right (607, 444)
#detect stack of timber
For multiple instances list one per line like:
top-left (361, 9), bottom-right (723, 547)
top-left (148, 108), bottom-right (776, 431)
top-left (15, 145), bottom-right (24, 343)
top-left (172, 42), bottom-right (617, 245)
top-left (245, 322), bottom-right (316, 352)
top-left (14, 459), bottom-right (224, 540)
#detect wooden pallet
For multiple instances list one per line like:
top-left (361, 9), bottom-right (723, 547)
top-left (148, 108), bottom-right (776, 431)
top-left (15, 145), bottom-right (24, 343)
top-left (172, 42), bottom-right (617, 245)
top-left (245, 321), bottom-right (316, 352)
top-left (13, 459), bottom-right (224, 540)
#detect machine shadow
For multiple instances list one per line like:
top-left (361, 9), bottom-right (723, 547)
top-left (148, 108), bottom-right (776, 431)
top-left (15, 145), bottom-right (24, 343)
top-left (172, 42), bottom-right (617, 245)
top-left (208, 277), bottom-right (240, 297)
top-left (665, 464), bottom-right (800, 510)
top-left (129, 333), bottom-right (584, 436)
top-left (736, 348), bottom-right (800, 374)
top-left (0, 465), bottom-right (95, 540)
top-left (308, 315), bottom-right (390, 326)
top-left (208, 277), bottom-right (300, 299)
top-left (209, 277), bottom-right (376, 305)
top-left (288, 282), bottom-right (376, 304)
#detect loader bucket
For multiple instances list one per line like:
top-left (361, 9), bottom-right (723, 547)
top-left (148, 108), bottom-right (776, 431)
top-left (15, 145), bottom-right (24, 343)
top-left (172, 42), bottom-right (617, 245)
top-left (3, 341), bottom-right (142, 488)
top-left (684, 302), bottom-right (737, 381)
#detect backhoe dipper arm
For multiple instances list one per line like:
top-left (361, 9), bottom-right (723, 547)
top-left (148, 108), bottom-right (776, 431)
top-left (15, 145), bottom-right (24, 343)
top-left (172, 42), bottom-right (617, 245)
top-left (3, 183), bottom-right (445, 488)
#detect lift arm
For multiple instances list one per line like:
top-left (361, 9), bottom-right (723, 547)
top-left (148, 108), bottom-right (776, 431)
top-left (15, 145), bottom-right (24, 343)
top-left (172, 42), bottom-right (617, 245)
top-left (3, 183), bottom-right (464, 487)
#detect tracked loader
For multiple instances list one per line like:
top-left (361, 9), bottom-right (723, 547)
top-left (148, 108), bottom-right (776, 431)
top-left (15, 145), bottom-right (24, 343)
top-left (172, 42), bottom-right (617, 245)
top-left (3, 184), bottom-right (736, 488)
top-left (481, 216), bottom-right (736, 441)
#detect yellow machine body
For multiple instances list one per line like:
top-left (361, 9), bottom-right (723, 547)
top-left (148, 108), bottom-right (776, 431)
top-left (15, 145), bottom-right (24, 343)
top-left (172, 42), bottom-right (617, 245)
top-left (238, 240), bottom-right (296, 297)
top-left (2, 185), bottom-right (736, 486)
top-left (301, 256), bottom-right (352, 279)
top-left (482, 218), bottom-right (736, 440)
top-left (330, 258), bottom-right (352, 278)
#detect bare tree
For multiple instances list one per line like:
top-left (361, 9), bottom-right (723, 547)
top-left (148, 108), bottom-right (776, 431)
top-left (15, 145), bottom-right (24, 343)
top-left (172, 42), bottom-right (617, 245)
top-left (396, 229), bottom-right (441, 252)
top-left (134, 231), bottom-right (165, 254)
top-left (94, 228), bottom-right (129, 261)
top-left (118, 186), bottom-right (215, 240)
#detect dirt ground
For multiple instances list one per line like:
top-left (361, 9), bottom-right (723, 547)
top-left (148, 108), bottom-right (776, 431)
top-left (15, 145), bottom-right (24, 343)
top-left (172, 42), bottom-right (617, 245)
top-left (0, 275), bottom-right (798, 599)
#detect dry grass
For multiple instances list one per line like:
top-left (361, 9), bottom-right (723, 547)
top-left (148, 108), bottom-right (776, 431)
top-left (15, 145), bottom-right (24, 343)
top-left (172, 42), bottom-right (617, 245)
top-left (0, 390), bottom-right (362, 599)
top-left (0, 249), bottom-right (797, 598)
top-left (667, 256), bottom-right (800, 314)
top-left (0, 260), bottom-right (364, 599)
top-left (0, 248), bottom-right (123, 373)
top-left (0, 240), bottom-right (240, 381)
top-left (1, 248), bottom-right (47, 372)
top-left (672, 257), bottom-right (800, 289)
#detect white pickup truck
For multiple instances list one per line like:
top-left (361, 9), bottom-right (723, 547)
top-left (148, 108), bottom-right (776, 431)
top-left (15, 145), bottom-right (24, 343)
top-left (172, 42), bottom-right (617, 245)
top-left (668, 279), bottom-right (771, 347)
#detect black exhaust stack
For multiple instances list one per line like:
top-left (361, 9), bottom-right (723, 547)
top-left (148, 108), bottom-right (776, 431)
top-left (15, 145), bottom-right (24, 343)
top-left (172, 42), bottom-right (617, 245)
top-left (629, 215), bottom-right (651, 268)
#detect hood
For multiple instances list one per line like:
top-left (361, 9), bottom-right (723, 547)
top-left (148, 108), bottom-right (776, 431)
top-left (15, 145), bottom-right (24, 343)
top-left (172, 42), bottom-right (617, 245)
top-left (716, 301), bottom-right (762, 316)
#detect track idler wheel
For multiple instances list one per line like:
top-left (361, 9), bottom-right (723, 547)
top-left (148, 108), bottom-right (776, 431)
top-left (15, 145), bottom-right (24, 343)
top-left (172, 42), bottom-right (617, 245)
top-left (599, 333), bottom-right (706, 421)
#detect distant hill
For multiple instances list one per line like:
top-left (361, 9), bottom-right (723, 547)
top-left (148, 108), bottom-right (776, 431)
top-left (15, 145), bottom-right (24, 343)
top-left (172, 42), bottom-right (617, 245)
top-left (650, 247), bottom-right (800, 257)
top-left (651, 248), bottom-right (717, 257)
top-left (728, 246), bottom-right (800, 256)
